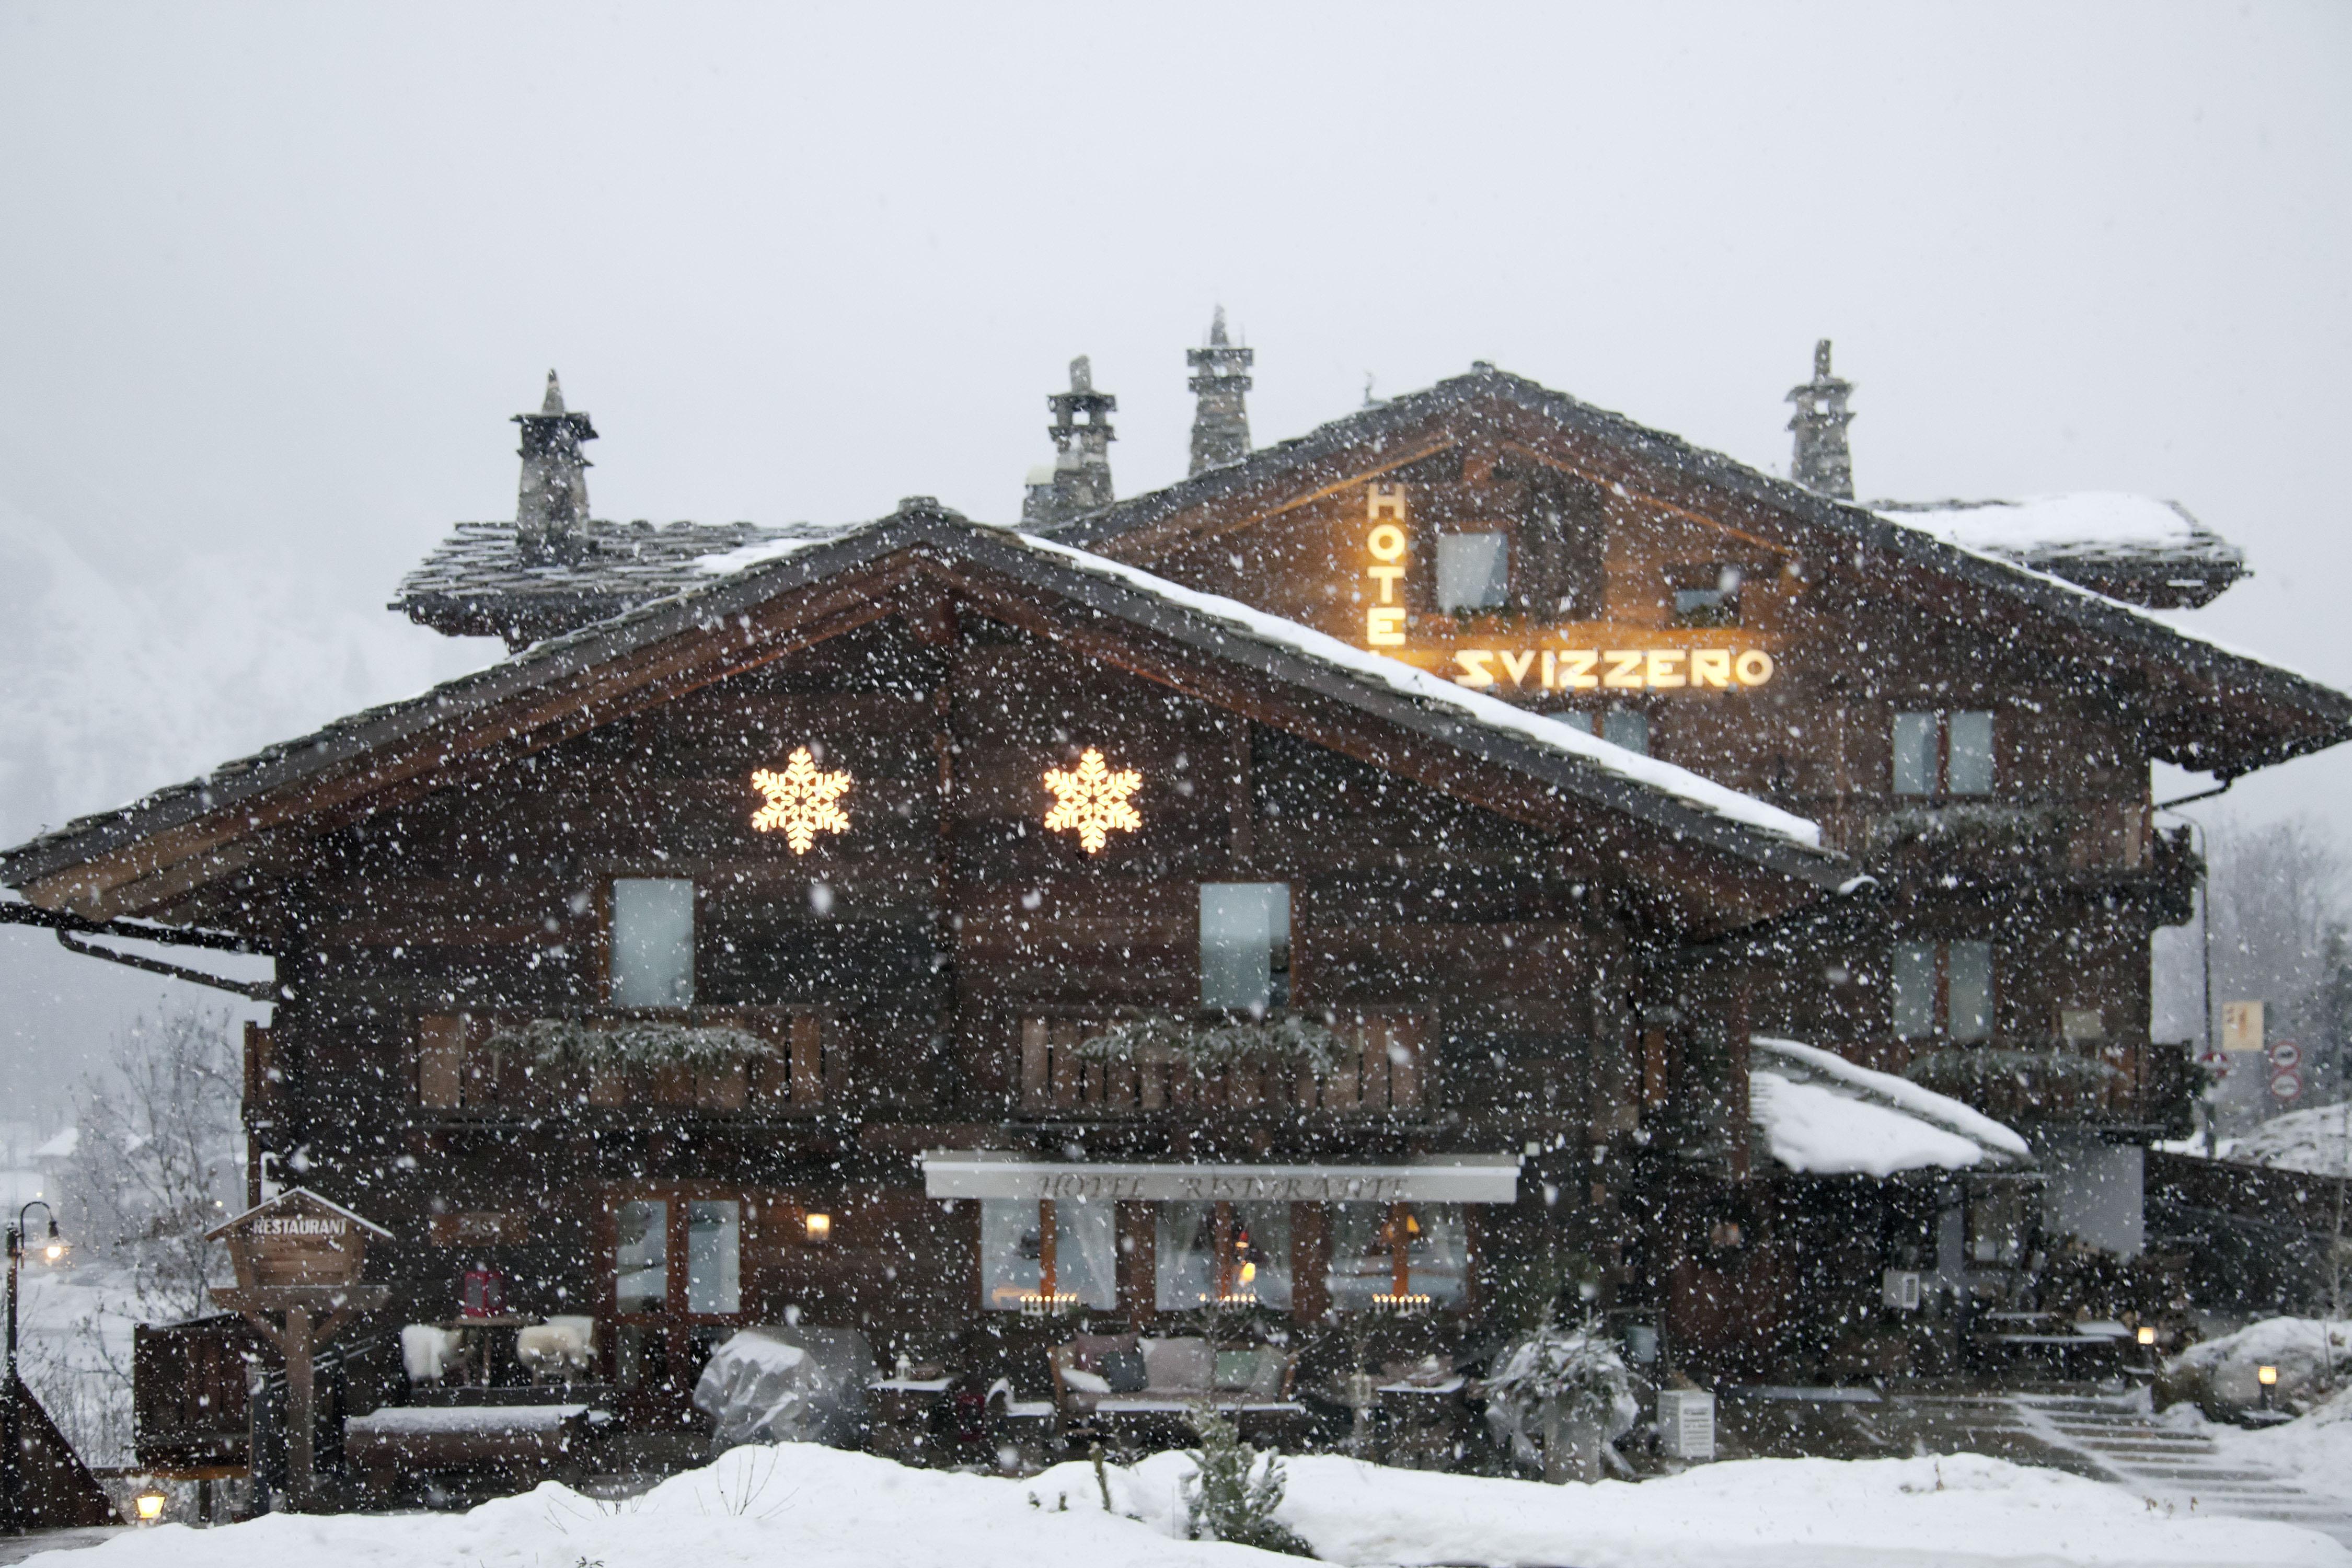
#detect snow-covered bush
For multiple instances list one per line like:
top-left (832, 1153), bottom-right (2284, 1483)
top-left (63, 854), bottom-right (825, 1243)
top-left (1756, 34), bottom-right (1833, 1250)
top-left (1182, 1408), bottom-right (1313, 1557)
top-left (2161, 1316), bottom-right (2352, 1416)
top-left (1484, 1320), bottom-right (1638, 1470)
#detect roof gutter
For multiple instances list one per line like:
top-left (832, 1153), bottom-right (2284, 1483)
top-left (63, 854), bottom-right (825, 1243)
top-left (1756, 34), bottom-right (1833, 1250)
top-left (0, 902), bottom-right (279, 1000)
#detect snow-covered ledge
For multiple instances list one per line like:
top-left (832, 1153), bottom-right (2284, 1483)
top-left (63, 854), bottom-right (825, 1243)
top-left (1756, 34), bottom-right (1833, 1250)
top-left (1749, 1035), bottom-right (2033, 1179)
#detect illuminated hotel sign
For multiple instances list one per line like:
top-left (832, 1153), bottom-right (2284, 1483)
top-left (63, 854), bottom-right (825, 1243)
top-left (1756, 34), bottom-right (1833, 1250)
top-left (1356, 482), bottom-right (1777, 691)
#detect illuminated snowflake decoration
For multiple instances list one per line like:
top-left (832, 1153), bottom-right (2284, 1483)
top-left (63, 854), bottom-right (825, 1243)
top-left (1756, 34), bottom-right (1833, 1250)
top-left (1042, 747), bottom-right (1143, 854)
top-left (751, 747), bottom-right (852, 854)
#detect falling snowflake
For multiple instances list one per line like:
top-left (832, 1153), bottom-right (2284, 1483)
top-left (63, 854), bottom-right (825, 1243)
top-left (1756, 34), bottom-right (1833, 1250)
top-left (751, 747), bottom-right (852, 854)
top-left (1043, 747), bottom-right (1143, 854)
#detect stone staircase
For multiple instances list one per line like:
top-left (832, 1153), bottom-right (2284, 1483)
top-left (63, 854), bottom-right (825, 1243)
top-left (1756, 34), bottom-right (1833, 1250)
top-left (1996, 1391), bottom-right (2352, 1546)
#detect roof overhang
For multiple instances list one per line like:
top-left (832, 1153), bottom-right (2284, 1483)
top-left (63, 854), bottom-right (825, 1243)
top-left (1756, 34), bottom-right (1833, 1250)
top-left (1, 506), bottom-right (1842, 938)
top-left (1050, 368), bottom-right (2352, 778)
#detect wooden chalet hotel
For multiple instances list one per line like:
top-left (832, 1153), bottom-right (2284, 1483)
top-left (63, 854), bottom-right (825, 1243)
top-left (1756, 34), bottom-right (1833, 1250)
top-left (4, 326), bottom-right (2347, 1484)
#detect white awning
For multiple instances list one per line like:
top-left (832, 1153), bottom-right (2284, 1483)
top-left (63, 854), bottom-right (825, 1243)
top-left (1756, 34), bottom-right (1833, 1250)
top-left (920, 1151), bottom-right (1520, 1205)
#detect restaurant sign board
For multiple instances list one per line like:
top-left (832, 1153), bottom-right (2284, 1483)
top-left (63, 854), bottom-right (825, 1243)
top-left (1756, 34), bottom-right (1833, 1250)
top-left (205, 1187), bottom-right (394, 1291)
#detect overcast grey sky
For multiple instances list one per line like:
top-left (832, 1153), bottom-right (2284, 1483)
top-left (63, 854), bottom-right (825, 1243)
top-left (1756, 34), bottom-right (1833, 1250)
top-left (1, 2), bottom-right (2347, 1113)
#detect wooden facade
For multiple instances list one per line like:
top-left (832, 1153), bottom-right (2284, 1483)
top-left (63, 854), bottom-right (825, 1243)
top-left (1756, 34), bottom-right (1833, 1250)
top-left (11, 365), bottom-right (2351, 1461)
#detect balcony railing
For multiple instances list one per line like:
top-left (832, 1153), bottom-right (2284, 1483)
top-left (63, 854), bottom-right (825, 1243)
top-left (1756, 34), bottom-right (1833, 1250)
top-left (1018, 1011), bottom-right (1430, 1116)
top-left (414, 1008), bottom-right (827, 1114)
top-left (1901, 1036), bottom-right (2193, 1133)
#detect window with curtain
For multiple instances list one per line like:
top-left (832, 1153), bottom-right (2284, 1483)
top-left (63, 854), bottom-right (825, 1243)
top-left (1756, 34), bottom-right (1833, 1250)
top-left (1946, 940), bottom-right (1993, 1041)
top-left (610, 878), bottom-right (696, 1007)
top-left (1201, 883), bottom-right (1289, 1013)
top-left (1435, 533), bottom-right (1509, 610)
top-left (979, 1198), bottom-right (1114, 1311)
top-left (614, 1200), bottom-right (668, 1314)
top-left (1155, 1202), bottom-right (1293, 1310)
top-left (1326, 1203), bottom-right (1467, 1309)
top-left (1892, 711), bottom-right (1994, 798)
top-left (686, 1201), bottom-right (741, 1314)
top-left (1891, 940), bottom-right (1996, 1041)
top-left (1892, 943), bottom-right (1939, 1038)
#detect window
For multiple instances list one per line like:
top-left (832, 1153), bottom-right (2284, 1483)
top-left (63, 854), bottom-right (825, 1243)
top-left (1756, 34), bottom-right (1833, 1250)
top-left (1327, 1203), bottom-right (1467, 1309)
top-left (614, 1200), bottom-right (668, 1314)
top-left (1967, 1180), bottom-right (2030, 1266)
top-left (610, 1193), bottom-right (744, 1319)
top-left (1435, 533), bottom-right (1509, 611)
top-left (1201, 883), bottom-right (1290, 1013)
top-left (1892, 940), bottom-right (1996, 1041)
top-left (1601, 708), bottom-right (1650, 756)
top-left (1668, 564), bottom-right (1742, 627)
top-left (1892, 711), bottom-right (1994, 797)
top-left (1552, 708), bottom-right (1647, 754)
top-left (1946, 941), bottom-right (1993, 1041)
top-left (1156, 1202), bottom-right (1293, 1310)
top-left (611, 878), bottom-right (695, 1007)
top-left (979, 1198), bottom-right (1115, 1311)
top-left (686, 1201), bottom-right (741, 1314)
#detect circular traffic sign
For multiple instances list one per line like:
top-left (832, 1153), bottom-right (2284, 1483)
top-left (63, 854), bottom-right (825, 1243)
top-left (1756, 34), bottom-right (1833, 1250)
top-left (2271, 1041), bottom-right (2302, 1070)
top-left (2270, 1069), bottom-right (2304, 1102)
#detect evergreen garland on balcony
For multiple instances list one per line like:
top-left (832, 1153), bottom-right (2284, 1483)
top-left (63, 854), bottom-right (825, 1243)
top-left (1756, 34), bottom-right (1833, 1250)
top-left (485, 1018), bottom-right (778, 1071)
top-left (1071, 1014), bottom-right (1348, 1077)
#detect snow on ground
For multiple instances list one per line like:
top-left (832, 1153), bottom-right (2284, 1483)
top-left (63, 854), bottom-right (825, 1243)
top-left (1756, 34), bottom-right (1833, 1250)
top-left (2180, 1385), bottom-right (2352, 1504)
top-left (32, 1440), bottom-right (2346, 1568)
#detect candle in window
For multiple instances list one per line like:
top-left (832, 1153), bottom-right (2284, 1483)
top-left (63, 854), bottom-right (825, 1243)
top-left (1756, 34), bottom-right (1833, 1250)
top-left (804, 1212), bottom-right (832, 1242)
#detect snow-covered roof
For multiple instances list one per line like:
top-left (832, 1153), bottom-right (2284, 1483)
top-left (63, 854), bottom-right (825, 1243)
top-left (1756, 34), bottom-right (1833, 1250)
top-left (3, 503), bottom-right (1841, 913)
top-left (695, 524), bottom-right (1819, 846)
top-left (1871, 495), bottom-right (2246, 608)
top-left (1878, 494), bottom-right (2207, 558)
top-left (1750, 1035), bottom-right (2032, 1178)
top-left (2206, 1102), bottom-right (2352, 1177)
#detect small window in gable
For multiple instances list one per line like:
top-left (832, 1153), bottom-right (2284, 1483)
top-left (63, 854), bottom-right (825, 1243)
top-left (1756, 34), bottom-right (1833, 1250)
top-left (1668, 563), bottom-right (1743, 627)
top-left (611, 877), bottom-right (696, 1007)
top-left (1435, 533), bottom-right (1509, 611)
top-left (1202, 883), bottom-right (1291, 1014)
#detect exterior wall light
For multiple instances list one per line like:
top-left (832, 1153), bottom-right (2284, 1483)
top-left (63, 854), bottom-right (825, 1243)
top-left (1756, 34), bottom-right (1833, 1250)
top-left (1043, 749), bottom-right (1142, 853)
top-left (2136, 1325), bottom-right (2157, 1346)
top-left (752, 748), bottom-right (852, 854)
top-left (803, 1212), bottom-right (832, 1243)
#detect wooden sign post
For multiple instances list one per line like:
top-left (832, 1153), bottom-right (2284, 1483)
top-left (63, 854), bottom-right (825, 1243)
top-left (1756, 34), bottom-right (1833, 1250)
top-left (205, 1189), bottom-right (391, 1510)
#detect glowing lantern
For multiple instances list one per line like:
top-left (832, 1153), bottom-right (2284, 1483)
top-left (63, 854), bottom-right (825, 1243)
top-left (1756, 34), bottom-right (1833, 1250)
top-left (1042, 748), bottom-right (1143, 854)
top-left (752, 747), bottom-right (852, 854)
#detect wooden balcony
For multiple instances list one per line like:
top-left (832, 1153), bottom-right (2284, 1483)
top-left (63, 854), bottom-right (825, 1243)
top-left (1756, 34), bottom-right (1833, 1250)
top-left (412, 1008), bottom-right (829, 1115)
top-left (1900, 1036), bottom-right (2193, 1134)
top-left (1018, 1012), bottom-right (1431, 1117)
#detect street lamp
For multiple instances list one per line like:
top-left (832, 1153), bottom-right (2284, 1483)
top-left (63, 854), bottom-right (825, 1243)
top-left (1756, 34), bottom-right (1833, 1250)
top-left (4, 1201), bottom-right (65, 1535)
top-left (2258, 1363), bottom-right (2279, 1411)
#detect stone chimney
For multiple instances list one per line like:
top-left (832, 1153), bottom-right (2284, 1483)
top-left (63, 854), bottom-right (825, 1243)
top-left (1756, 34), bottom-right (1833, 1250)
top-left (1785, 339), bottom-right (1854, 500)
top-left (1020, 356), bottom-right (1117, 527)
top-left (514, 370), bottom-right (597, 562)
top-left (1185, 306), bottom-right (1254, 476)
